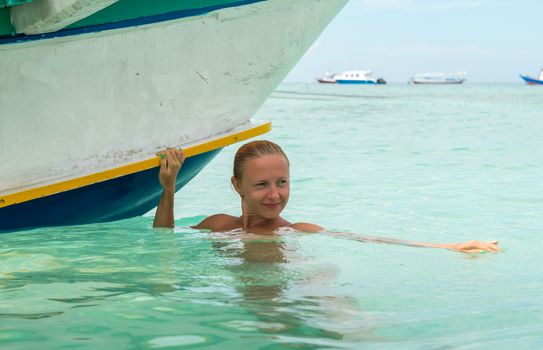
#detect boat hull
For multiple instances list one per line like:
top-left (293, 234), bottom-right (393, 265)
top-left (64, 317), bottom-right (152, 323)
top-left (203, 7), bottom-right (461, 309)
top-left (0, 0), bottom-right (349, 232)
top-left (410, 79), bottom-right (466, 85)
top-left (520, 74), bottom-right (543, 85)
top-left (1, 0), bottom-right (347, 195)
top-left (411, 80), bottom-right (465, 84)
top-left (335, 80), bottom-right (381, 85)
top-left (317, 79), bottom-right (336, 84)
top-left (0, 149), bottom-right (220, 233)
top-left (0, 121), bottom-right (271, 233)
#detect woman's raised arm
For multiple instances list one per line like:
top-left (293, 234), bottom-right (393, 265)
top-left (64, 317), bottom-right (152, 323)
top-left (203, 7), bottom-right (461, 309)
top-left (153, 148), bottom-right (185, 228)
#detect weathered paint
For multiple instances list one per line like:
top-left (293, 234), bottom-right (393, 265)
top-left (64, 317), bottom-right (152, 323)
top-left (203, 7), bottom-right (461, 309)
top-left (11, 0), bottom-right (120, 35)
top-left (0, 121), bottom-right (271, 209)
top-left (1, 0), bottom-right (348, 197)
top-left (0, 0), bottom-right (348, 232)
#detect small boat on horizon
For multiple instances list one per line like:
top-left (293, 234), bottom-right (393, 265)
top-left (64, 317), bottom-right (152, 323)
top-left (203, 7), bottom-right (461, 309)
top-left (409, 72), bottom-right (466, 85)
top-left (519, 68), bottom-right (543, 85)
top-left (316, 70), bottom-right (386, 84)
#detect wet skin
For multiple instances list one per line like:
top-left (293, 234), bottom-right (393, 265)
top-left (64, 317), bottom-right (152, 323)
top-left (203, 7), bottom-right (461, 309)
top-left (153, 148), bottom-right (501, 253)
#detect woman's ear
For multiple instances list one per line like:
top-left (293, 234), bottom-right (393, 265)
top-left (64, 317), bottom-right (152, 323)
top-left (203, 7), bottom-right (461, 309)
top-left (231, 176), bottom-right (243, 197)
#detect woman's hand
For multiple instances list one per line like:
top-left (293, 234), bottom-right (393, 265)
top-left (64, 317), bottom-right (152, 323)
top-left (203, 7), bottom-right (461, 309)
top-left (153, 148), bottom-right (185, 228)
top-left (452, 240), bottom-right (501, 253)
top-left (157, 148), bottom-right (185, 192)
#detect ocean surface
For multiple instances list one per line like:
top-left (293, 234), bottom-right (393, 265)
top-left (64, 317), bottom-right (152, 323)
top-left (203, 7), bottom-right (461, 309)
top-left (1, 83), bottom-right (542, 349)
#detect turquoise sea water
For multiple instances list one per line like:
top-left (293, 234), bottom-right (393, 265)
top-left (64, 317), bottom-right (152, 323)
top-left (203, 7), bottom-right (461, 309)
top-left (1, 83), bottom-right (542, 349)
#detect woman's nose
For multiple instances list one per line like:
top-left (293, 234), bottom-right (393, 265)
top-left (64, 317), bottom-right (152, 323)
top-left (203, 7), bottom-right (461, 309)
top-left (266, 186), bottom-right (280, 198)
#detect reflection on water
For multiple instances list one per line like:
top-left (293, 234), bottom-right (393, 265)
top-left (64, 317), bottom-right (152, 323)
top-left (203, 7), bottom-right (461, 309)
top-left (1, 219), bottom-right (389, 349)
top-left (0, 221), bottom-right (371, 349)
top-left (209, 230), bottom-right (371, 347)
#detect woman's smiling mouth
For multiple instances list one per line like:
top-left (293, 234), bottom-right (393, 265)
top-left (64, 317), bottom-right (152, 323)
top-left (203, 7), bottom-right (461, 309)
top-left (262, 203), bottom-right (281, 209)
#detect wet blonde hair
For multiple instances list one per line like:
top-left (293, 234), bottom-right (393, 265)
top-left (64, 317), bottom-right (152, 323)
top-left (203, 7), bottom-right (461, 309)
top-left (233, 140), bottom-right (289, 180)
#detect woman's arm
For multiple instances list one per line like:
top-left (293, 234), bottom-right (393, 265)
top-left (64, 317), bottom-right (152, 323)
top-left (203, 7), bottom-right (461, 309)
top-left (153, 148), bottom-right (185, 228)
top-left (322, 231), bottom-right (501, 253)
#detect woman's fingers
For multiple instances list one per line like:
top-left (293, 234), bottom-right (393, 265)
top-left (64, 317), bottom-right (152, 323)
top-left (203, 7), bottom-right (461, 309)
top-left (156, 148), bottom-right (185, 191)
top-left (175, 149), bottom-right (185, 164)
top-left (158, 151), bottom-right (167, 168)
top-left (478, 240), bottom-right (500, 253)
top-left (456, 240), bottom-right (501, 253)
top-left (157, 148), bottom-right (184, 167)
top-left (480, 242), bottom-right (501, 253)
top-left (487, 241), bottom-right (501, 252)
top-left (165, 148), bottom-right (177, 169)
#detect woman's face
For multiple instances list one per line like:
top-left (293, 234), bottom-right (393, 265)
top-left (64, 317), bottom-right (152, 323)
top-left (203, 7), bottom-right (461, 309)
top-left (236, 154), bottom-right (290, 220)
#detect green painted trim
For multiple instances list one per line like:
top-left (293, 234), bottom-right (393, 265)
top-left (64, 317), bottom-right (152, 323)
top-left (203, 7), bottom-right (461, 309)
top-left (0, 0), bottom-right (31, 8)
top-left (0, 0), bottom-right (254, 38)
top-left (0, 8), bottom-right (14, 36)
top-left (67, 0), bottom-right (244, 29)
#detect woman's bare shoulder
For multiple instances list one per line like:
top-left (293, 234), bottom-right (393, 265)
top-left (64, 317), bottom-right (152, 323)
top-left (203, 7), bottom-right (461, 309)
top-left (192, 214), bottom-right (240, 232)
top-left (289, 222), bottom-right (324, 233)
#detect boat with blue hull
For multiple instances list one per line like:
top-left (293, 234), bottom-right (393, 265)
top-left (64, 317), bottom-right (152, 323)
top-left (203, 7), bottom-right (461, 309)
top-left (520, 69), bottom-right (543, 85)
top-left (333, 70), bottom-right (386, 85)
top-left (0, 0), bottom-right (348, 233)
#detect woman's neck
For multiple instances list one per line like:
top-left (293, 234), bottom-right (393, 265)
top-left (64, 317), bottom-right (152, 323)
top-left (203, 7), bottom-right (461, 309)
top-left (240, 215), bottom-right (290, 234)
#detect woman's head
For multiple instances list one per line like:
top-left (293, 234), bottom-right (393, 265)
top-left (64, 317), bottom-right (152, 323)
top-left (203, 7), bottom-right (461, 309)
top-left (233, 140), bottom-right (289, 181)
top-left (232, 140), bottom-right (290, 219)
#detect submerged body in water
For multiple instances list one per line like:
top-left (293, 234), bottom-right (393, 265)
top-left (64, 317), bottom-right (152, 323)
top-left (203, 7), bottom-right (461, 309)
top-left (154, 141), bottom-right (500, 254)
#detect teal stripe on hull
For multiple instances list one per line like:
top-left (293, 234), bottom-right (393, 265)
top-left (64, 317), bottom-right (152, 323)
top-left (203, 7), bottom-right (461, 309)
top-left (0, 0), bottom-right (266, 38)
top-left (69, 0), bottom-right (259, 29)
top-left (0, 0), bottom-right (31, 8)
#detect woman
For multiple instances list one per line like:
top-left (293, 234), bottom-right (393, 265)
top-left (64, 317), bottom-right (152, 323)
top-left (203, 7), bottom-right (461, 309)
top-left (153, 140), bottom-right (501, 253)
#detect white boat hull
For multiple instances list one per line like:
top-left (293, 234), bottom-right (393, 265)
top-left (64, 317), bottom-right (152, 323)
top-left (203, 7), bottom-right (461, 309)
top-left (411, 80), bottom-right (465, 85)
top-left (0, 0), bottom-right (348, 195)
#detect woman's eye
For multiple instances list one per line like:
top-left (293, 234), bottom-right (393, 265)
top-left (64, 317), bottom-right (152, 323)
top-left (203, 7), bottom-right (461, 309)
top-left (278, 179), bottom-right (288, 186)
top-left (255, 183), bottom-right (266, 188)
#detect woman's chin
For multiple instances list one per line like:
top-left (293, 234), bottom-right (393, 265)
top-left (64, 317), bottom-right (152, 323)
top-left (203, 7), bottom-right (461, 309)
top-left (259, 210), bottom-right (283, 220)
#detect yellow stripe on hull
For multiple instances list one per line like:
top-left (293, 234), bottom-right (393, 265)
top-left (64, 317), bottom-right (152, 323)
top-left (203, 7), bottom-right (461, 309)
top-left (0, 121), bottom-right (271, 209)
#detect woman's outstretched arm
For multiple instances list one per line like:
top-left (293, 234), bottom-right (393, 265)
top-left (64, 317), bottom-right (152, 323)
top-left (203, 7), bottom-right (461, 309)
top-left (290, 223), bottom-right (501, 253)
top-left (153, 148), bottom-right (185, 228)
top-left (322, 230), bottom-right (501, 253)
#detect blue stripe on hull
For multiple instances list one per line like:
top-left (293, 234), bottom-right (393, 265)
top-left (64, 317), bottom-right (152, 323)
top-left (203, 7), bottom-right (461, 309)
top-left (335, 80), bottom-right (378, 85)
top-left (520, 75), bottom-right (543, 85)
top-left (0, 149), bottom-right (221, 233)
top-left (0, 0), bottom-right (266, 45)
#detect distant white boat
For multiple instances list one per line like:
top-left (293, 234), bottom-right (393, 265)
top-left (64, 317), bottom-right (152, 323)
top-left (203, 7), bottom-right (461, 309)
top-left (317, 70), bottom-right (386, 84)
top-left (409, 72), bottom-right (466, 84)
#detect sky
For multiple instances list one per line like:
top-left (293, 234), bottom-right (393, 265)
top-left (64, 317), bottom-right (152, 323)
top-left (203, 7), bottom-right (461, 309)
top-left (285, 0), bottom-right (543, 83)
